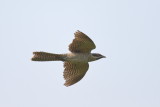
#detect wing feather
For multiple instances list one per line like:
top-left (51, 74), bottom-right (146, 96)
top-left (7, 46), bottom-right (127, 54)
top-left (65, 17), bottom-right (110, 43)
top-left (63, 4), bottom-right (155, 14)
top-left (69, 30), bottom-right (96, 53)
top-left (63, 62), bottom-right (89, 86)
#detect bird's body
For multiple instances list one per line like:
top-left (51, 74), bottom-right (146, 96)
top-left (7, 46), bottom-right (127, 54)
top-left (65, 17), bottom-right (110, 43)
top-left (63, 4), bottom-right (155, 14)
top-left (32, 52), bottom-right (93, 62)
top-left (66, 53), bottom-right (92, 62)
top-left (32, 30), bottom-right (105, 86)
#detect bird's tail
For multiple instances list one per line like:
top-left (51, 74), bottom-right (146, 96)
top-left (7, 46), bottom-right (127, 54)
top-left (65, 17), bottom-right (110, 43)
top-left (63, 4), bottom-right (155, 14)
top-left (31, 52), bottom-right (65, 61)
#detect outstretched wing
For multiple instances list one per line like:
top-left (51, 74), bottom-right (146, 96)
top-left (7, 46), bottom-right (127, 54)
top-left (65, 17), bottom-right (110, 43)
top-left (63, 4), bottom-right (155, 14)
top-left (63, 62), bottom-right (89, 86)
top-left (69, 30), bottom-right (96, 53)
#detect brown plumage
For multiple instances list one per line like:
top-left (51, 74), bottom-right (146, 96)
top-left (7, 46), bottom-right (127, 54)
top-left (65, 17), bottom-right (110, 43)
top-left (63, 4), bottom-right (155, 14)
top-left (63, 62), bottom-right (89, 86)
top-left (32, 52), bottom-right (65, 61)
top-left (69, 31), bottom-right (96, 53)
top-left (31, 30), bottom-right (105, 87)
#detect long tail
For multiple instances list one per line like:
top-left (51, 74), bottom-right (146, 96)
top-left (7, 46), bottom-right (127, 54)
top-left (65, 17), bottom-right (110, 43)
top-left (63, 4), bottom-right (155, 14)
top-left (31, 52), bottom-right (65, 61)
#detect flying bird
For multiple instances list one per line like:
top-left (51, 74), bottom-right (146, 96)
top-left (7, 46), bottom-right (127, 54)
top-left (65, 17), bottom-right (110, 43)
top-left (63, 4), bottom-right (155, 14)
top-left (31, 30), bottom-right (105, 87)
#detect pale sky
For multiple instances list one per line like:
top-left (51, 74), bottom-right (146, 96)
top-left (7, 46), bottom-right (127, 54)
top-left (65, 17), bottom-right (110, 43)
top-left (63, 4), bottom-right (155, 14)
top-left (0, 0), bottom-right (160, 107)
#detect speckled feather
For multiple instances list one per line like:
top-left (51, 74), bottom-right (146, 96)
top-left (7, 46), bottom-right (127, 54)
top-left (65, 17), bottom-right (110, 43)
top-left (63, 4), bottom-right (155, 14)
top-left (69, 30), bottom-right (96, 53)
top-left (31, 30), bottom-right (105, 87)
top-left (32, 52), bottom-right (65, 61)
top-left (63, 62), bottom-right (89, 86)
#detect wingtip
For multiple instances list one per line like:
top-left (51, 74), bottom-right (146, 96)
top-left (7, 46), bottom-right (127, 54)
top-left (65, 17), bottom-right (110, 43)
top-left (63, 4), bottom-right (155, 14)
top-left (76, 30), bottom-right (81, 33)
top-left (64, 83), bottom-right (70, 87)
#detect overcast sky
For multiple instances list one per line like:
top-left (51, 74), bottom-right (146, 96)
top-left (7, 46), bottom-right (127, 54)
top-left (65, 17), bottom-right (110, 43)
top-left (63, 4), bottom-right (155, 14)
top-left (0, 0), bottom-right (160, 107)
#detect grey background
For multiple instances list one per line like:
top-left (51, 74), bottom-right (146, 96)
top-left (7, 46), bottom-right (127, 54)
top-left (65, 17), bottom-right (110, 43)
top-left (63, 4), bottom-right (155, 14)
top-left (0, 0), bottom-right (160, 107)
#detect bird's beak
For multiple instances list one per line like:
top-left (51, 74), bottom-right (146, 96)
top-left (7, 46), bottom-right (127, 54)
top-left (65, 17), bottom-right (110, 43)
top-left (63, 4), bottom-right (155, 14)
top-left (102, 55), bottom-right (106, 58)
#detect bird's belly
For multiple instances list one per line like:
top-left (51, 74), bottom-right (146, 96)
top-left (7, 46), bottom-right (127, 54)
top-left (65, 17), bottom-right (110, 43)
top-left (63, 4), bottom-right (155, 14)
top-left (66, 53), bottom-right (90, 63)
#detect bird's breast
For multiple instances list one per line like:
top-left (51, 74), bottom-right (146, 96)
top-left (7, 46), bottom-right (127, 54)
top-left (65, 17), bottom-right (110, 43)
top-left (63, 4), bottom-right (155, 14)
top-left (66, 53), bottom-right (91, 62)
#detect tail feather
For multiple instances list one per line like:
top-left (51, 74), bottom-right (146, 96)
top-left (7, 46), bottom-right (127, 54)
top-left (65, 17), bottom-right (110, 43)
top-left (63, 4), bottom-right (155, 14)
top-left (31, 52), bottom-right (65, 61)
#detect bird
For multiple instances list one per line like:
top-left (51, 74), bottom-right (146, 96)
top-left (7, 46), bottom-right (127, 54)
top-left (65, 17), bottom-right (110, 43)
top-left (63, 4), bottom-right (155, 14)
top-left (31, 30), bottom-right (106, 87)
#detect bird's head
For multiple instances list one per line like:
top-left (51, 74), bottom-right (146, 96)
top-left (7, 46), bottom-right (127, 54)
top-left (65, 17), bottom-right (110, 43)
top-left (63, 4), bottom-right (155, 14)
top-left (90, 53), bottom-right (106, 61)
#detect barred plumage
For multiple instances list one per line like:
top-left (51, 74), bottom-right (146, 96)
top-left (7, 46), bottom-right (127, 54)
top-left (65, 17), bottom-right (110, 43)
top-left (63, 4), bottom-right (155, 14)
top-left (32, 52), bottom-right (66, 61)
top-left (63, 62), bottom-right (89, 86)
top-left (31, 30), bottom-right (105, 87)
top-left (69, 30), bottom-right (96, 53)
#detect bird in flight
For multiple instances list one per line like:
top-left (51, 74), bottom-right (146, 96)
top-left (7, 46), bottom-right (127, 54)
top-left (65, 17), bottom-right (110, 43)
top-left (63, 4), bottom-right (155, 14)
top-left (31, 30), bottom-right (105, 87)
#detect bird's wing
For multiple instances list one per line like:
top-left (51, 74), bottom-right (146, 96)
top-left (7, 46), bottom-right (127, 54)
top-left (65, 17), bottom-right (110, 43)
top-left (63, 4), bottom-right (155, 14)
top-left (69, 30), bottom-right (96, 53)
top-left (63, 62), bottom-right (89, 86)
